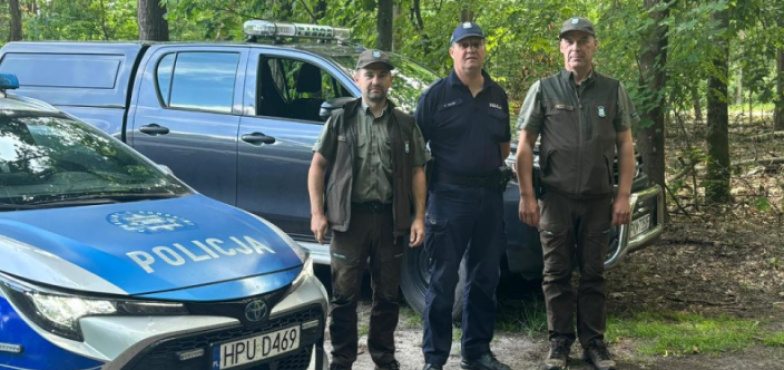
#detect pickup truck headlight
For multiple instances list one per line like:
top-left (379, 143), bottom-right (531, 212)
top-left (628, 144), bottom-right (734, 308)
top-left (0, 274), bottom-right (187, 341)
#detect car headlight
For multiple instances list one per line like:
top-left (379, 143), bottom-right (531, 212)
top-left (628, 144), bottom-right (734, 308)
top-left (291, 253), bottom-right (314, 290)
top-left (0, 274), bottom-right (187, 341)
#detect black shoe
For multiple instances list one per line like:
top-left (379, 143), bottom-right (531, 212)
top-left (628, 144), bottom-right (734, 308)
top-left (460, 352), bottom-right (511, 370)
top-left (375, 360), bottom-right (400, 370)
top-left (541, 337), bottom-right (571, 370)
top-left (422, 364), bottom-right (443, 370)
top-left (329, 363), bottom-right (351, 370)
top-left (582, 339), bottom-right (616, 370)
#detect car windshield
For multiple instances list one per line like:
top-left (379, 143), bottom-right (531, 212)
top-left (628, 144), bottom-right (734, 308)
top-left (331, 54), bottom-right (439, 114)
top-left (0, 113), bottom-right (190, 209)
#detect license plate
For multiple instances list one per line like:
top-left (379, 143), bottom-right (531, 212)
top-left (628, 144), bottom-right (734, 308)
top-left (629, 214), bottom-right (651, 239)
top-left (212, 325), bottom-right (300, 369)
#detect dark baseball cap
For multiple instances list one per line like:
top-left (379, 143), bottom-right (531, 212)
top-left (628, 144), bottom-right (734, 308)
top-left (356, 49), bottom-right (395, 70)
top-left (450, 22), bottom-right (485, 44)
top-left (559, 17), bottom-right (596, 38)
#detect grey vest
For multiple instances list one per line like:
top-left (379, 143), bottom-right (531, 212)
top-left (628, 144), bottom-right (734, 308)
top-left (538, 70), bottom-right (620, 198)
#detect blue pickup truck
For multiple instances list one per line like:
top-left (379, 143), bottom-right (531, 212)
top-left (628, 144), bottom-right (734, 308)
top-left (0, 20), bottom-right (663, 317)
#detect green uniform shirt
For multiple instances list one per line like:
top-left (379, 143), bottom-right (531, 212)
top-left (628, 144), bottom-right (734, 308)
top-left (314, 101), bottom-right (429, 203)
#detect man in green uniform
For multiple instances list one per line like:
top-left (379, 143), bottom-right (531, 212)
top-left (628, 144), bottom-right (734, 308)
top-left (307, 49), bottom-right (429, 370)
top-left (515, 17), bottom-right (638, 370)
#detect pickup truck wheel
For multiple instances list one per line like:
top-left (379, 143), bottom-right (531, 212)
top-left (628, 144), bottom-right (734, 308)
top-left (400, 244), bottom-right (465, 321)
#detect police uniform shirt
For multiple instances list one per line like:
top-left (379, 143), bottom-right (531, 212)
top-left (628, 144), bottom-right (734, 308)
top-left (314, 101), bottom-right (429, 204)
top-left (416, 69), bottom-right (511, 176)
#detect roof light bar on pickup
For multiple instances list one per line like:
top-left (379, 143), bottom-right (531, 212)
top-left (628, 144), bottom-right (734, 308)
top-left (243, 20), bottom-right (351, 40)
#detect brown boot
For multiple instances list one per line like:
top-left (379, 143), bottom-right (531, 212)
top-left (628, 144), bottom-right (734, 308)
top-left (582, 339), bottom-right (616, 370)
top-left (541, 337), bottom-right (571, 370)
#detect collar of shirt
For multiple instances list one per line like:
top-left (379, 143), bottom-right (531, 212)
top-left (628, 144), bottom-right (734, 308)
top-left (360, 99), bottom-right (390, 119)
top-left (561, 68), bottom-right (595, 86)
top-left (447, 69), bottom-right (494, 90)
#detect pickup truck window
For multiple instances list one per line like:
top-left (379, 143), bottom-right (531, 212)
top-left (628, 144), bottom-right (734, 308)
top-left (158, 52), bottom-right (240, 114)
top-left (257, 57), bottom-right (351, 121)
top-left (0, 114), bottom-right (189, 208)
top-left (156, 53), bottom-right (175, 106)
top-left (331, 55), bottom-right (438, 114)
top-left (0, 53), bottom-right (122, 89)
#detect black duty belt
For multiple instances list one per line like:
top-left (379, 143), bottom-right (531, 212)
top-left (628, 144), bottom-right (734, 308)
top-left (435, 171), bottom-right (499, 188)
top-left (351, 201), bottom-right (392, 212)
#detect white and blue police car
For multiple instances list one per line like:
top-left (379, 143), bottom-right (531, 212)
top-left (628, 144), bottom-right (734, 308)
top-left (0, 74), bottom-right (328, 370)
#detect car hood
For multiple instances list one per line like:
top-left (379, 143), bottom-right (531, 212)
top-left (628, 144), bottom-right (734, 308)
top-left (0, 195), bottom-right (303, 298)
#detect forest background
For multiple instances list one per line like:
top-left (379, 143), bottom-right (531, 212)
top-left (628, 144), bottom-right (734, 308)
top-left (2, 1), bottom-right (784, 366)
top-left (2, 0), bottom-right (784, 218)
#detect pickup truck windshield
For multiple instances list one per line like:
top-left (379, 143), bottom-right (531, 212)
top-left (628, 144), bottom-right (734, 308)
top-left (0, 114), bottom-right (190, 209)
top-left (332, 55), bottom-right (439, 114)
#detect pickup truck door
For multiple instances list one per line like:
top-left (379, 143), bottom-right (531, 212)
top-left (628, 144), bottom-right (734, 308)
top-left (127, 46), bottom-right (248, 205)
top-left (237, 49), bottom-right (357, 240)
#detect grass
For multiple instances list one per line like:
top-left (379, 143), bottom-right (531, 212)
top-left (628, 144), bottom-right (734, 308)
top-left (495, 299), bottom-right (549, 337)
top-left (607, 311), bottom-right (782, 356)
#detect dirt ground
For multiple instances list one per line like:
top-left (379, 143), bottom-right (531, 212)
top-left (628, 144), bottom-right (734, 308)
top-left (321, 222), bottom-right (784, 369)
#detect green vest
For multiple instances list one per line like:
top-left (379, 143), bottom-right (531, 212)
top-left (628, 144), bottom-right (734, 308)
top-left (538, 70), bottom-right (620, 198)
top-left (324, 98), bottom-right (415, 236)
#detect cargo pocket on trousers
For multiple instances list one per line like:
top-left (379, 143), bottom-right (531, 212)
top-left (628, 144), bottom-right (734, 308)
top-left (539, 227), bottom-right (571, 277)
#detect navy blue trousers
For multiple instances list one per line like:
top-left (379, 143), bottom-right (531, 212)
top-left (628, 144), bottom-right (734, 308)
top-left (421, 182), bottom-right (506, 365)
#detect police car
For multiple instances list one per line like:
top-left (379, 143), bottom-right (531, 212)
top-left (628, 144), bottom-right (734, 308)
top-left (0, 74), bottom-right (328, 370)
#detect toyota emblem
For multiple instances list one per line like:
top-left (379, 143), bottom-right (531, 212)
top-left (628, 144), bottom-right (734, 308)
top-left (244, 300), bottom-right (267, 322)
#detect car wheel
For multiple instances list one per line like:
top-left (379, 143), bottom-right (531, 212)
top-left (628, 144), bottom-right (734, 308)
top-left (400, 244), bottom-right (464, 321)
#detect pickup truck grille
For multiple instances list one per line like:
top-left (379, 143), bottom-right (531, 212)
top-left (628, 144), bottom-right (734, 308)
top-left (122, 307), bottom-right (323, 370)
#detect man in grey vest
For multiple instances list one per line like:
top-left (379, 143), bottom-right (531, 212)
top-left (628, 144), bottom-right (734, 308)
top-left (308, 49), bottom-right (429, 370)
top-left (515, 17), bottom-right (638, 370)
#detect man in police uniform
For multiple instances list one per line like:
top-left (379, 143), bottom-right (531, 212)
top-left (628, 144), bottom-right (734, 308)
top-left (416, 22), bottom-right (512, 370)
top-left (307, 49), bottom-right (429, 370)
top-left (516, 17), bottom-right (637, 370)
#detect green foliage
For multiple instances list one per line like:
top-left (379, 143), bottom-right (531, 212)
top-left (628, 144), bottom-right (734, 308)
top-left (24, 0), bottom-right (138, 41)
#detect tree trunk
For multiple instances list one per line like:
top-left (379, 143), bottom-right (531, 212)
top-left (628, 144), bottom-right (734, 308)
top-left (411, 0), bottom-right (424, 30)
top-left (637, 0), bottom-right (670, 219)
top-left (776, 42), bottom-right (784, 131)
top-left (693, 86), bottom-right (703, 122)
top-left (460, 9), bottom-right (473, 22)
top-left (313, 0), bottom-right (327, 21)
top-left (376, 0), bottom-right (393, 51)
top-left (705, 9), bottom-right (731, 204)
top-left (9, 0), bottom-right (23, 41)
top-left (137, 0), bottom-right (169, 41)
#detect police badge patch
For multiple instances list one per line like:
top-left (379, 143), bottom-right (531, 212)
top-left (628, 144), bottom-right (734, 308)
top-left (598, 106), bottom-right (606, 118)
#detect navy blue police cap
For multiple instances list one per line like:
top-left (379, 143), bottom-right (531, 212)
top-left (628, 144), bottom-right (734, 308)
top-left (450, 22), bottom-right (485, 44)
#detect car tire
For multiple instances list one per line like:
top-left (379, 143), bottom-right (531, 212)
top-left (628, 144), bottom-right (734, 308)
top-left (400, 244), bottom-right (465, 321)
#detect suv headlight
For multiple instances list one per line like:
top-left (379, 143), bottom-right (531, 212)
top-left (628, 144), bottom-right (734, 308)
top-left (0, 273), bottom-right (187, 341)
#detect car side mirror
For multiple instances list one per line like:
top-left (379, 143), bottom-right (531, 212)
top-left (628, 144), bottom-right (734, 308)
top-left (319, 97), bottom-right (355, 121)
top-left (158, 164), bottom-right (175, 176)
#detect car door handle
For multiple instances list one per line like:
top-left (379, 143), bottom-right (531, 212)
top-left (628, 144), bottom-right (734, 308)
top-left (241, 132), bottom-right (276, 145)
top-left (139, 124), bottom-right (170, 136)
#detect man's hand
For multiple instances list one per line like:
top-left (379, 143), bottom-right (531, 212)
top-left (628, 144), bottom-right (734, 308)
top-left (519, 194), bottom-right (540, 227)
top-left (409, 217), bottom-right (425, 247)
top-left (311, 213), bottom-right (329, 244)
top-left (612, 194), bottom-right (631, 226)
